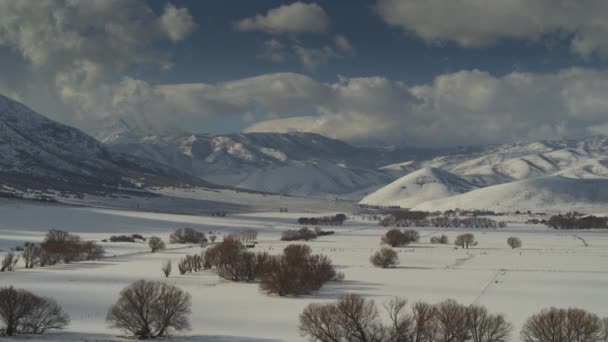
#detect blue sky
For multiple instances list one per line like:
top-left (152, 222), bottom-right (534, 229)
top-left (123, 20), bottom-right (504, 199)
top-left (147, 0), bottom-right (601, 85)
top-left (2, 1), bottom-right (608, 146)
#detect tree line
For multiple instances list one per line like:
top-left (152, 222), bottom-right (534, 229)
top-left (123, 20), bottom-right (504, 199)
top-left (299, 294), bottom-right (608, 342)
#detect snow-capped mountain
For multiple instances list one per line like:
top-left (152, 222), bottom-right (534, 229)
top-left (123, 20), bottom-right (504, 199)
top-left (412, 176), bottom-right (608, 213)
top-left (359, 167), bottom-right (477, 208)
top-left (382, 137), bottom-right (608, 186)
top-left (0, 94), bottom-right (204, 197)
top-left (363, 137), bottom-right (608, 211)
top-left (106, 132), bottom-right (442, 198)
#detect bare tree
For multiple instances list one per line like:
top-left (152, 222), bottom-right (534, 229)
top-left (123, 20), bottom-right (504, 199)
top-left (148, 236), bottom-right (165, 253)
top-left (521, 307), bottom-right (604, 342)
top-left (403, 229), bottom-right (421, 243)
top-left (412, 302), bottom-right (438, 342)
top-left (0, 286), bottom-right (69, 336)
top-left (434, 299), bottom-right (470, 342)
top-left (370, 248), bottom-right (399, 268)
top-left (22, 244), bottom-right (40, 269)
top-left (260, 245), bottom-right (338, 296)
top-left (106, 280), bottom-right (191, 339)
top-left (161, 260), bottom-right (172, 278)
top-left (507, 237), bottom-right (522, 249)
top-left (382, 229), bottom-right (408, 247)
top-left (0, 253), bottom-right (19, 272)
top-left (209, 235), bottom-right (217, 244)
top-left (455, 234), bottom-right (477, 249)
top-left (468, 305), bottom-right (512, 342)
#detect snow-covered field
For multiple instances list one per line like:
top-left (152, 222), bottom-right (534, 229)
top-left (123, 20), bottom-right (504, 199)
top-left (1, 200), bottom-right (608, 341)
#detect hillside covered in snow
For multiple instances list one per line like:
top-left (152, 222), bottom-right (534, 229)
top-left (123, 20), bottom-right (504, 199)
top-left (359, 167), bottom-right (477, 208)
top-left (0, 94), bottom-right (207, 197)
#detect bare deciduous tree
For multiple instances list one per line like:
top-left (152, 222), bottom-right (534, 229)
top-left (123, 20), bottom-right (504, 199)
top-left (455, 233), bottom-right (477, 249)
top-left (0, 286), bottom-right (69, 336)
top-left (468, 305), bottom-right (512, 342)
top-left (106, 280), bottom-right (191, 339)
top-left (148, 236), bottom-right (165, 253)
top-left (521, 307), bottom-right (605, 342)
top-left (507, 237), bottom-right (522, 249)
top-left (370, 248), bottom-right (399, 268)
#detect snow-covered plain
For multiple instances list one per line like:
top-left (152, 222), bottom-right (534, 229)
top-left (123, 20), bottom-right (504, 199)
top-left (1, 200), bottom-right (608, 341)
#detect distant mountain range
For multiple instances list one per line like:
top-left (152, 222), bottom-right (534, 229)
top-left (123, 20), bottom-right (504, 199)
top-left (2, 92), bottom-right (607, 212)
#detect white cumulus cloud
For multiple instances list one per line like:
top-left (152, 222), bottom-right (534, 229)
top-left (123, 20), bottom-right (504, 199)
top-left (235, 2), bottom-right (329, 34)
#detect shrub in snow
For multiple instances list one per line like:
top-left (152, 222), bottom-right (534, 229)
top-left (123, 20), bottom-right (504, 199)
top-left (381, 229), bottom-right (420, 247)
top-left (454, 233), bottom-right (477, 249)
top-left (20, 230), bottom-right (104, 268)
top-left (299, 295), bottom-right (512, 342)
top-left (281, 227), bottom-right (317, 241)
top-left (370, 247), bottom-right (399, 268)
top-left (0, 286), bottom-right (70, 336)
top-left (148, 236), bottom-right (165, 253)
top-left (0, 253), bottom-right (18, 272)
top-left (161, 260), bottom-right (172, 278)
top-left (169, 227), bottom-right (207, 244)
top-left (260, 244), bottom-right (340, 296)
top-left (106, 280), bottom-right (191, 339)
top-left (521, 307), bottom-right (607, 342)
top-left (430, 234), bottom-right (449, 244)
top-left (507, 237), bottom-right (522, 249)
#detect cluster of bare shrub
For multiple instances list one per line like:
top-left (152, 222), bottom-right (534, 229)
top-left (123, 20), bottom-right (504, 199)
top-left (281, 227), bottom-right (334, 241)
top-left (1, 253), bottom-right (18, 272)
top-left (298, 214), bottom-right (347, 226)
top-left (370, 247), bottom-right (399, 268)
top-left (148, 236), bottom-right (165, 253)
top-left (300, 294), bottom-right (512, 342)
top-left (202, 238), bottom-right (341, 295)
top-left (430, 234), bottom-right (449, 244)
top-left (203, 237), bottom-right (263, 282)
top-left (106, 280), bottom-right (191, 339)
top-left (260, 244), bottom-right (342, 296)
top-left (177, 254), bottom-right (204, 275)
top-left (455, 233), bottom-right (477, 249)
top-left (103, 234), bottom-right (145, 243)
top-left (381, 229), bottom-right (420, 247)
top-left (546, 214), bottom-right (608, 229)
top-left (21, 230), bottom-right (104, 269)
top-left (170, 227), bottom-right (208, 244)
top-left (0, 286), bottom-right (70, 336)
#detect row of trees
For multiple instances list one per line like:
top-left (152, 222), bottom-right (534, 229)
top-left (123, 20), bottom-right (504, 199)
top-left (21, 230), bottom-right (104, 269)
top-left (382, 216), bottom-right (506, 229)
top-left (281, 227), bottom-right (334, 241)
top-left (546, 215), bottom-right (608, 229)
top-left (171, 238), bottom-right (342, 296)
top-left (300, 294), bottom-right (608, 342)
top-left (298, 214), bottom-right (347, 226)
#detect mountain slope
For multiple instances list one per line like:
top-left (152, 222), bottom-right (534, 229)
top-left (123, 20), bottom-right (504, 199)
top-left (107, 132), bottom-right (427, 198)
top-left (413, 176), bottom-right (608, 213)
top-left (359, 167), bottom-right (477, 208)
top-left (0, 94), bottom-right (205, 196)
